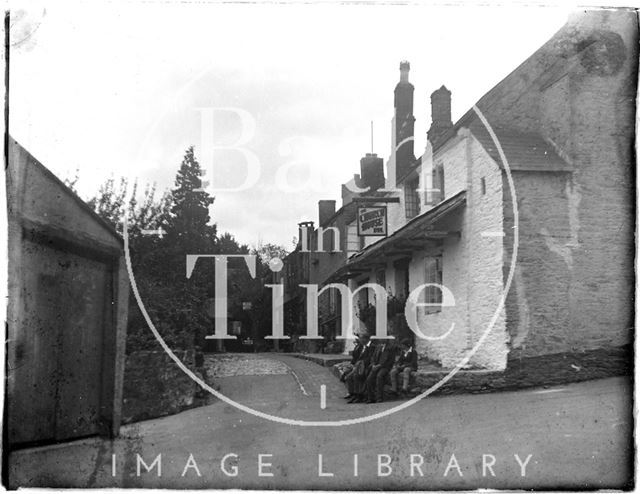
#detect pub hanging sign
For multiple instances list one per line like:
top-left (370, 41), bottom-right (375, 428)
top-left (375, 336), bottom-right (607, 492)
top-left (357, 205), bottom-right (388, 236)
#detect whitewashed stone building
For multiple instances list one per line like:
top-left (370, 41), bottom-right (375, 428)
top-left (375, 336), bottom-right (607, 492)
top-left (310, 9), bottom-right (634, 372)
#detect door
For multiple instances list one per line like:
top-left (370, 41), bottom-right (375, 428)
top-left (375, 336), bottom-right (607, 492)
top-left (8, 237), bottom-right (112, 445)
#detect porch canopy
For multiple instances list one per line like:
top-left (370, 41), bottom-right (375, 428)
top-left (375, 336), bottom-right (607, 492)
top-left (328, 190), bottom-right (466, 283)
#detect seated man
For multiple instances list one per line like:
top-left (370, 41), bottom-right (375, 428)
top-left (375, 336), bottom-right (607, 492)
top-left (364, 339), bottom-right (397, 404)
top-left (389, 338), bottom-right (418, 397)
top-left (346, 334), bottom-right (374, 403)
top-left (341, 334), bottom-right (362, 398)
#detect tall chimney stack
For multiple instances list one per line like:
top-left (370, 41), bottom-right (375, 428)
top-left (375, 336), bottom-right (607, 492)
top-left (427, 85), bottom-right (453, 145)
top-left (318, 200), bottom-right (336, 226)
top-left (394, 61), bottom-right (416, 183)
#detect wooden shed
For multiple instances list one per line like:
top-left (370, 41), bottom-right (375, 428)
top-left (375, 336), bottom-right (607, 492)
top-left (5, 138), bottom-right (129, 447)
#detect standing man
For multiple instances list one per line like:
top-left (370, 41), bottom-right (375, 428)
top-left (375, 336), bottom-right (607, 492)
top-left (389, 338), bottom-right (418, 397)
top-left (365, 339), bottom-right (397, 403)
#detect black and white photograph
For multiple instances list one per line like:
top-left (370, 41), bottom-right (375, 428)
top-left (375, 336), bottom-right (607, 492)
top-left (2, 1), bottom-right (637, 490)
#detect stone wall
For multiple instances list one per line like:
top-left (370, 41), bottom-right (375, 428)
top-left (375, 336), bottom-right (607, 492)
top-left (411, 209), bottom-right (469, 368)
top-left (410, 131), bottom-right (508, 371)
top-left (466, 133), bottom-right (508, 370)
top-left (122, 350), bottom-right (209, 424)
top-left (409, 136), bottom-right (470, 367)
top-left (500, 10), bottom-right (636, 359)
top-left (332, 345), bottom-right (631, 396)
top-left (503, 171), bottom-right (573, 357)
top-left (413, 345), bottom-right (632, 396)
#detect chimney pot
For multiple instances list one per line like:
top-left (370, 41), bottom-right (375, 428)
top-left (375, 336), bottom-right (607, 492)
top-left (297, 221), bottom-right (314, 249)
top-left (399, 60), bottom-right (410, 82)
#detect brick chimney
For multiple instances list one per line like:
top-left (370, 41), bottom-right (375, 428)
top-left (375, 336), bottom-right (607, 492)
top-left (427, 85), bottom-right (453, 145)
top-left (394, 61), bottom-right (416, 183)
top-left (360, 153), bottom-right (385, 191)
top-left (297, 221), bottom-right (314, 249)
top-left (318, 200), bottom-right (336, 226)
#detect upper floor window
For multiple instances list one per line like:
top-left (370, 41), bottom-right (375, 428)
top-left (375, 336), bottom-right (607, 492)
top-left (427, 162), bottom-right (445, 205)
top-left (405, 178), bottom-right (420, 219)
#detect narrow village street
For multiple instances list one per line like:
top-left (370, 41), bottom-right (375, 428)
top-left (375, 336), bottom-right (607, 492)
top-left (8, 353), bottom-right (632, 490)
top-left (6, 6), bottom-right (636, 491)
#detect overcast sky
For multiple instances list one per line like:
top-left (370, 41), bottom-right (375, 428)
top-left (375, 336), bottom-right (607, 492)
top-left (10, 2), bottom-right (573, 249)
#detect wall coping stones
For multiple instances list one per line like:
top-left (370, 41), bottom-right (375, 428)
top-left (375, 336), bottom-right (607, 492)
top-left (330, 345), bottom-right (631, 397)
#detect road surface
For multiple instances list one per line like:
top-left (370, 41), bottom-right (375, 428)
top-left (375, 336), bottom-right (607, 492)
top-left (8, 353), bottom-right (633, 489)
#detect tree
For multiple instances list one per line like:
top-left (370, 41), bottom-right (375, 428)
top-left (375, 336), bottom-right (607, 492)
top-left (87, 176), bottom-right (176, 352)
top-left (165, 146), bottom-right (216, 254)
top-left (86, 146), bottom-right (290, 354)
top-left (87, 177), bottom-right (170, 238)
top-left (253, 242), bottom-right (289, 266)
top-left (219, 232), bottom-right (249, 255)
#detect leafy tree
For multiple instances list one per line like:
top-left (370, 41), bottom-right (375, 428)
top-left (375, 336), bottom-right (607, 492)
top-left (87, 177), bottom-right (170, 237)
top-left (219, 232), bottom-right (249, 255)
top-left (87, 146), bottom-right (290, 354)
top-left (253, 242), bottom-right (289, 265)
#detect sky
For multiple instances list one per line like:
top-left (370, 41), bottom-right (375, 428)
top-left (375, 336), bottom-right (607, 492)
top-left (10, 1), bottom-right (574, 249)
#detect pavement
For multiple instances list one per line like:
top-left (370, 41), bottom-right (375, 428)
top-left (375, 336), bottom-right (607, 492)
top-left (7, 352), bottom-right (634, 490)
top-left (285, 352), bottom-right (351, 367)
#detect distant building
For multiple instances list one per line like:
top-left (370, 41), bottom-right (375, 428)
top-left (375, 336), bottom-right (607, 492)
top-left (284, 9), bottom-right (635, 370)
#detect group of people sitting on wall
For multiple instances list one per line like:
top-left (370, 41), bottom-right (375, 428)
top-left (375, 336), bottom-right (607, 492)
top-left (339, 334), bottom-right (418, 404)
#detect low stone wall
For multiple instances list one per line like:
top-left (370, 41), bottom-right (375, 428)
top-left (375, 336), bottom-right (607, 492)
top-left (332, 345), bottom-right (632, 396)
top-left (122, 350), bottom-right (209, 424)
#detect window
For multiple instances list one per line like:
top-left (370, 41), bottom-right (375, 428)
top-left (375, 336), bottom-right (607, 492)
top-left (425, 163), bottom-right (445, 205)
top-left (434, 163), bottom-right (445, 203)
top-left (423, 256), bottom-right (443, 313)
top-left (405, 178), bottom-right (420, 218)
top-left (481, 177), bottom-right (486, 195)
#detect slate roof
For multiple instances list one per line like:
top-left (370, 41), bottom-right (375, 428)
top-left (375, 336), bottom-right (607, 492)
top-left (466, 118), bottom-right (572, 172)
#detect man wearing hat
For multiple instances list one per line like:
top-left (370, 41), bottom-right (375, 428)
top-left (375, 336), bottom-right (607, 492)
top-left (389, 338), bottom-right (418, 397)
top-left (346, 333), bottom-right (374, 403)
top-left (364, 339), bottom-right (397, 403)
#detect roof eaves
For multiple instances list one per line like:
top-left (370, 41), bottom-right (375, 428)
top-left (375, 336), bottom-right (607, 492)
top-left (346, 190), bottom-right (467, 268)
top-left (10, 137), bottom-right (124, 244)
